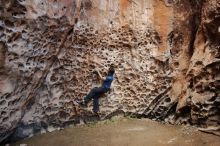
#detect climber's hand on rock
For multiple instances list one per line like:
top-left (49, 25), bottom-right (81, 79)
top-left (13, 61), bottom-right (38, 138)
top-left (93, 69), bottom-right (104, 80)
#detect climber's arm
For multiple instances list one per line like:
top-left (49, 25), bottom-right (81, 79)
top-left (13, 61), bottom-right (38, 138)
top-left (95, 69), bottom-right (105, 80)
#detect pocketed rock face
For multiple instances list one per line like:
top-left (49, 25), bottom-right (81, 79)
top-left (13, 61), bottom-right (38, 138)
top-left (0, 0), bottom-right (220, 143)
top-left (183, 0), bottom-right (220, 130)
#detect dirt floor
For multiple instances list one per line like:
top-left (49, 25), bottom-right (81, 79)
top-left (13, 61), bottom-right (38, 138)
top-left (12, 117), bottom-right (220, 146)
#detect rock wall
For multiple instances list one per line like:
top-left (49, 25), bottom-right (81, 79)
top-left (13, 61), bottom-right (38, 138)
top-left (0, 0), bottom-right (220, 143)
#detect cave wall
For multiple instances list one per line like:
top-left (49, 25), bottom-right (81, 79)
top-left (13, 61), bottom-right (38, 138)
top-left (0, 0), bottom-right (220, 142)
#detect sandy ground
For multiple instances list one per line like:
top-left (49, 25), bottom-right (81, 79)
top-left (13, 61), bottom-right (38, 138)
top-left (12, 118), bottom-right (220, 146)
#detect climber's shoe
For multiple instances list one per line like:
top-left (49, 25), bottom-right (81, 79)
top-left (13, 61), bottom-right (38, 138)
top-left (93, 111), bottom-right (100, 116)
top-left (77, 100), bottom-right (88, 108)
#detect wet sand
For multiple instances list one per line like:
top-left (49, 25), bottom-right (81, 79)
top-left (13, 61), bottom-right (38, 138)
top-left (12, 118), bottom-right (220, 146)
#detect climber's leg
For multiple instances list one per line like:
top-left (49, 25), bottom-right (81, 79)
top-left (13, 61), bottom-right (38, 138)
top-left (93, 96), bottom-right (100, 113)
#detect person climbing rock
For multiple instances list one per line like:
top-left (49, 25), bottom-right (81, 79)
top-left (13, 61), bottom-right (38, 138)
top-left (78, 64), bottom-right (115, 115)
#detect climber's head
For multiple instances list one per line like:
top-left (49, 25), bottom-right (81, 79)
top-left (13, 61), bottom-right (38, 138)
top-left (108, 64), bottom-right (115, 75)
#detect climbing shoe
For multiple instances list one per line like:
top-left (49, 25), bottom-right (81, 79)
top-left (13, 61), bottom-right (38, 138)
top-left (77, 100), bottom-right (88, 108)
top-left (93, 111), bottom-right (100, 116)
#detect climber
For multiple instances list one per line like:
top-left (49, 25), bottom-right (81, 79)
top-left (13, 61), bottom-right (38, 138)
top-left (77, 64), bottom-right (115, 115)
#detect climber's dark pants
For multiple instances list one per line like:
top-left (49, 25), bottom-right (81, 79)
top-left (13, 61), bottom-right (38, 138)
top-left (84, 87), bottom-right (109, 112)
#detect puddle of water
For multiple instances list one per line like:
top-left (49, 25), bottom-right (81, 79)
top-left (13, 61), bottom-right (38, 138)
top-left (12, 118), bottom-right (220, 146)
top-left (126, 126), bottom-right (147, 131)
top-left (167, 137), bottom-right (177, 144)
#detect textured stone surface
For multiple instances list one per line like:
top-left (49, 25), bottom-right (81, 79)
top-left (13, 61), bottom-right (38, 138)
top-left (0, 0), bottom-right (220, 143)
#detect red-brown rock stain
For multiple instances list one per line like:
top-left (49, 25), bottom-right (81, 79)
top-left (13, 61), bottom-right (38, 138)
top-left (153, 0), bottom-right (173, 53)
top-left (119, 0), bottom-right (130, 25)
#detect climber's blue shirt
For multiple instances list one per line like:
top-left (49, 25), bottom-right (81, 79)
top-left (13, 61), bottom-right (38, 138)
top-left (102, 73), bottom-right (114, 90)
